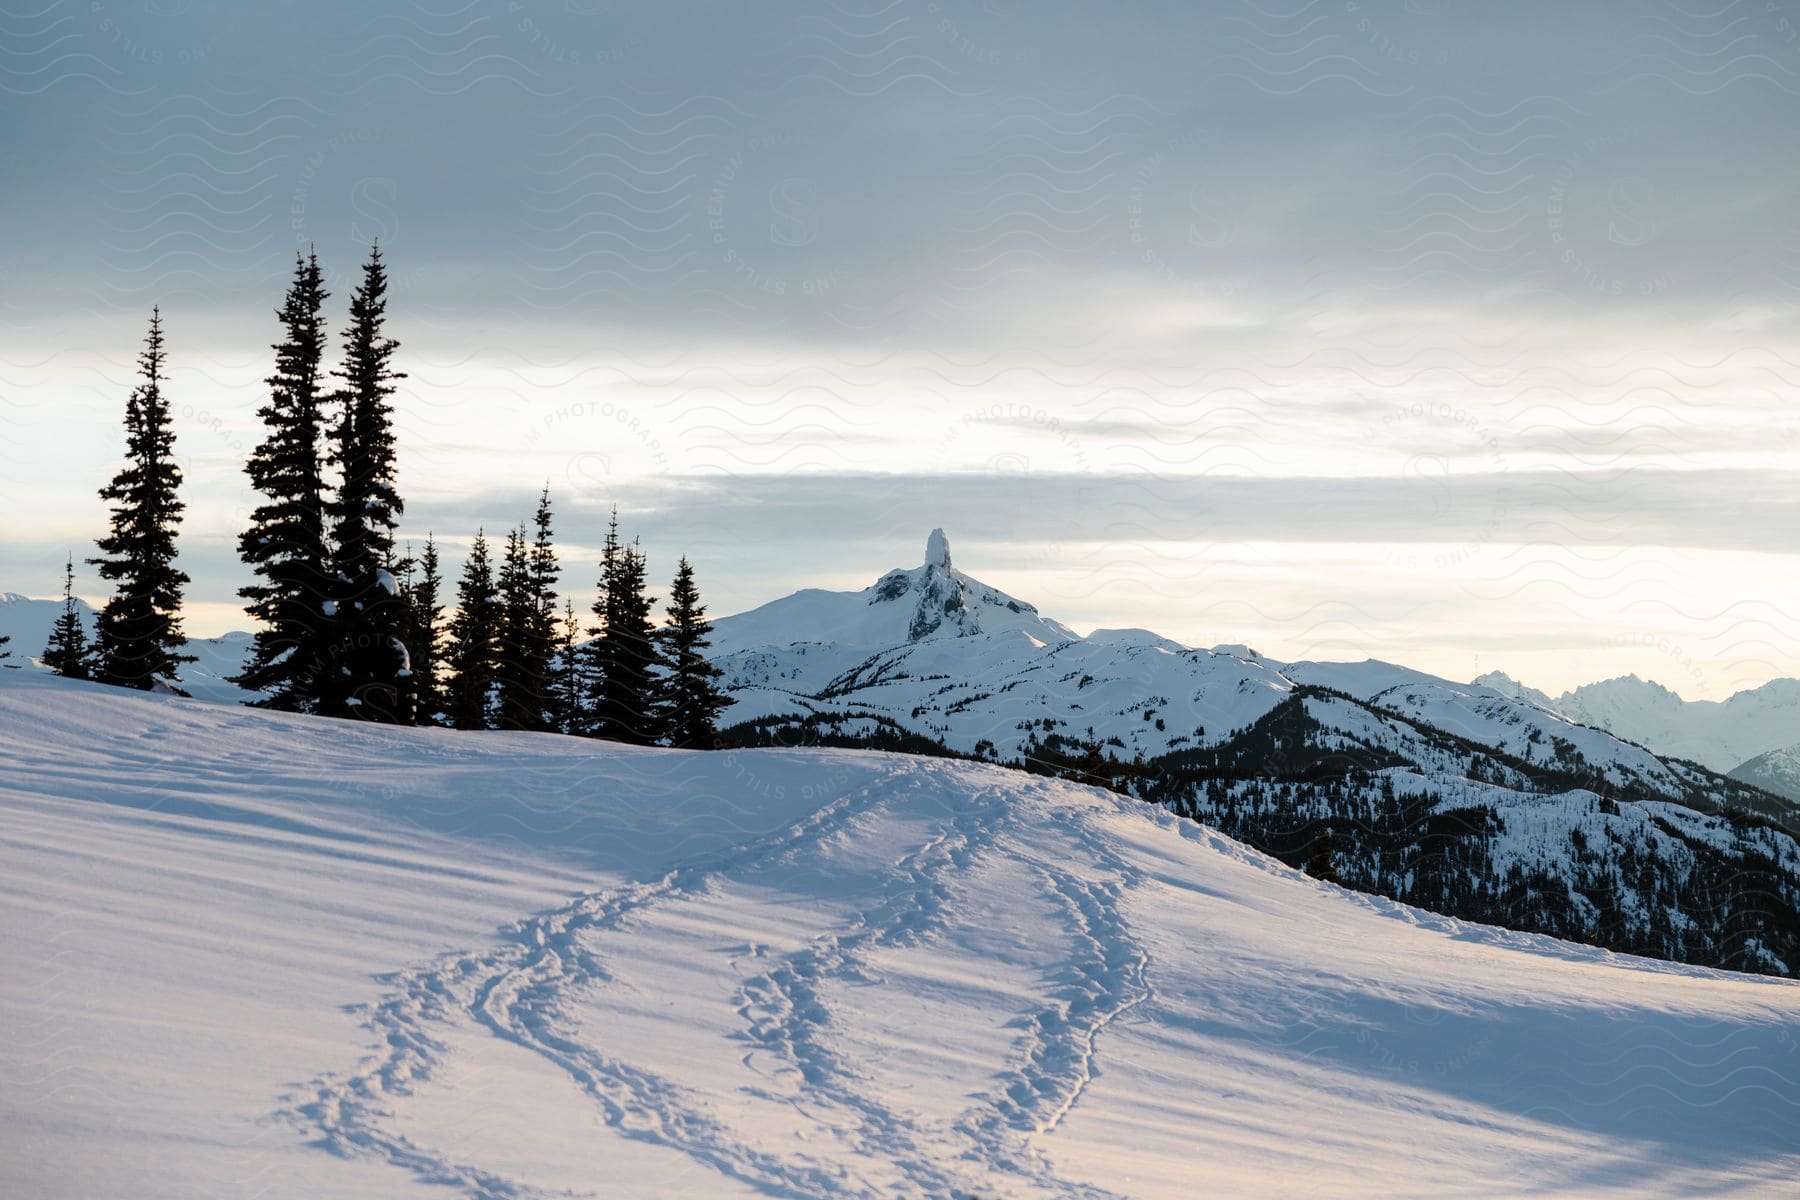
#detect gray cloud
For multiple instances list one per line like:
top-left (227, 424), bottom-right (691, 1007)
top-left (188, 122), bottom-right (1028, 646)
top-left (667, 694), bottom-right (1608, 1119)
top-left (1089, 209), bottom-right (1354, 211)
top-left (383, 464), bottom-right (1800, 598)
top-left (7, 2), bottom-right (1800, 342)
top-left (5, 1), bottom-right (1798, 695)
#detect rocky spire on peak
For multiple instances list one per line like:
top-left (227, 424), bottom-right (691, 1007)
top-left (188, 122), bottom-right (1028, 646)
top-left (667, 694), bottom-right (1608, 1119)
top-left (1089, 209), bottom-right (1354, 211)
top-left (925, 528), bottom-right (952, 570)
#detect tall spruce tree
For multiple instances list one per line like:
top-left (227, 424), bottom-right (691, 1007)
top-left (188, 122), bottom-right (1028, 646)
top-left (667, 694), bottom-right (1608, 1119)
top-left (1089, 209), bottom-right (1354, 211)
top-left (548, 597), bottom-right (585, 733)
top-left (1305, 826), bottom-right (1341, 885)
top-left (492, 487), bottom-right (561, 732)
top-left (581, 509), bottom-right (622, 737)
top-left (493, 525), bottom-right (538, 731)
top-left (235, 252), bottom-right (333, 709)
top-left (657, 555), bottom-right (728, 749)
top-left (525, 486), bottom-right (561, 721)
top-left (406, 534), bottom-right (445, 725)
top-left (90, 308), bottom-right (193, 690)
top-left (43, 555), bottom-right (92, 679)
top-left (444, 531), bottom-right (498, 731)
top-left (590, 525), bottom-right (661, 745)
top-left (326, 245), bottom-right (408, 722)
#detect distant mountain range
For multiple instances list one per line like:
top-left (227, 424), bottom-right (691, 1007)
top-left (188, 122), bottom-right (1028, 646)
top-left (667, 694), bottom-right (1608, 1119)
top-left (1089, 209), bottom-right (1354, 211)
top-left (1475, 670), bottom-right (1800, 801)
top-left (710, 533), bottom-right (1799, 794)
top-left (11, 544), bottom-right (1791, 782)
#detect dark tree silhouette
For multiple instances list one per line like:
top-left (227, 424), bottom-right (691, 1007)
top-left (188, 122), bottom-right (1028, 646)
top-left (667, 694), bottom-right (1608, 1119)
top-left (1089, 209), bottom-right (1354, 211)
top-left (657, 556), bottom-right (728, 749)
top-left (494, 525), bottom-right (537, 731)
top-left (325, 245), bottom-right (408, 721)
top-left (1305, 826), bottom-right (1341, 885)
top-left (490, 488), bottom-right (564, 732)
top-left (43, 555), bottom-right (92, 679)
top-left (444, 531), bottom-right (498, 731)
top-left (403, 534), bottom-right (445, 725)
top-left (587, 512), bottom-right (662, 744)
top-left (548, 597), bottom-right (585, 733)
top-left (90, 308), bottom-right (192, 690)
top-left (235, 252), bottom-right (334, 710)
top-left (525, 487), bottom-right (561, 720)
top-left (580, 510), bottom-right (621, 736)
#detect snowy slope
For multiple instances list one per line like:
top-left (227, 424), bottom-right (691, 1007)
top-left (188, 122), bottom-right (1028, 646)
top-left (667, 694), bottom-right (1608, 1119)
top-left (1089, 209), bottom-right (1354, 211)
top-left (3, 671), bottom-right (1797, 1199)
top-left (1731, 743), bottom-right (1800, 803)
top-left (1477, 670), bottom-right (1800, 776)
top-left (1286, 662), bottom-right (1687, 796)
top-left (1142, 689), bottom-right (1800, 973)
top-left (722, 631), bottom-right (1297, 762)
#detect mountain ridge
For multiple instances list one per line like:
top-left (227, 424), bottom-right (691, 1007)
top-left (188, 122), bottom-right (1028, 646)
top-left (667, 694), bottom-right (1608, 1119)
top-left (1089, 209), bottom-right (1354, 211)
top-left (1477, 667), bottom-right (1800, 790)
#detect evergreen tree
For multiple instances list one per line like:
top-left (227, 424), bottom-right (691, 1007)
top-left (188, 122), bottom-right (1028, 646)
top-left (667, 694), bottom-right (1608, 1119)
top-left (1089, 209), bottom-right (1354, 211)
top-left (90, 308), bottom-right (193, 690)
top-left (493, 525), bottom-right (538, 731)
top-left (444, 531), bottom-right (498, 731)
top-left (493, 487), bottom-right (561, 732)
top-left (325, 245), bottom-right (408, 722)
top-left (657, 555), bottom-right (728, 749)
top-left (548, 597), bottom-right (585, 733)
top-left (43, 555), bottom-right (92, 679)
top-left (406, 534), bottom-right (445, 725)
top-left (235, 252), bottom-right (334, 710)
top-left (1305, 826), bottom-right (1341, 885)
top-left (525, 486), bottom-right (561, 718)
top-left (581, 509), bottom-right (622, 736)
top-left (590, 525), bottom-right (661, 745)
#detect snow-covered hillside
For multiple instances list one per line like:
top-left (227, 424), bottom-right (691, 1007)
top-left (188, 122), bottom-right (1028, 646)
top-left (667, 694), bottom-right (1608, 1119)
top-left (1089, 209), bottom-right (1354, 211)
top-left (1732, 743), bottom-right (1800, 805)
top-left (1478, 670), bottom-right (1800, 783)
top-left (3, 670), bottom-right (1797, 1199)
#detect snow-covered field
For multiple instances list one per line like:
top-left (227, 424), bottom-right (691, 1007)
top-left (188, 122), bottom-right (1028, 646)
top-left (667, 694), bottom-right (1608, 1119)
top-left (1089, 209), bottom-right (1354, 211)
top-left (2, 670), bottom-right (1797, 1199)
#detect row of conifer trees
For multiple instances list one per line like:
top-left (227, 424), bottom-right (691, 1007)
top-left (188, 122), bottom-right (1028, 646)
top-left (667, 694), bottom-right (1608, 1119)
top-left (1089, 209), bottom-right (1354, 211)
top-left (34, 247), bottom-right (732, 749)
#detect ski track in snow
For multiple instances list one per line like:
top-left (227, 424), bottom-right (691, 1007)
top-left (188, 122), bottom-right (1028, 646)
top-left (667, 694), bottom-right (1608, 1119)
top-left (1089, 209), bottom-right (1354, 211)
top-left (292, 775), bottom-right (887, 1199)
top-left (289, 764), bottom-right (1154, 1199)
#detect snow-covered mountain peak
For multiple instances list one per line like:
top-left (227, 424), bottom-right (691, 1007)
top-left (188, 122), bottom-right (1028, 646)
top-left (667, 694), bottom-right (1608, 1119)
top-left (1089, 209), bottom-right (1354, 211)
top-left (710, 531), bottom-right (1078, 656)
top-left (1471, 670), bottom-right (1557, 709)
top-left (1730, 676), bottom-right (1800, 705)
top-left (1084, 627), bottom-right (1193, 653)
top-left (1568, 673), bottom-right (1679, 702)
top-left (924, 526), bottom-right (952, 569)
top-left (867, 531), bottom-right (1058, 644)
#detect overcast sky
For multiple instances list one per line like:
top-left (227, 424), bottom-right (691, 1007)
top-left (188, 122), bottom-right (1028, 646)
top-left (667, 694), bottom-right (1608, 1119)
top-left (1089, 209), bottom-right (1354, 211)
top-left (4, 1), bottom-right (1799, 697)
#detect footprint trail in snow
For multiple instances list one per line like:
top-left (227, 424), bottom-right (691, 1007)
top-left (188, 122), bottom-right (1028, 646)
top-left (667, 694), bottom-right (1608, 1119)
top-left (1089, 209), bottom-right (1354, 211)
top-left (290, 763), bottom-right (1157, 1199)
